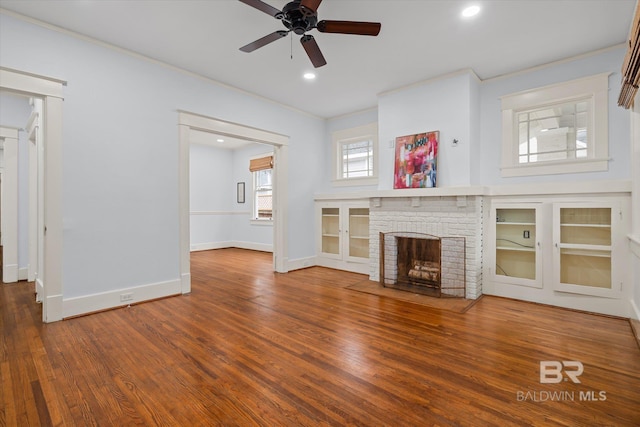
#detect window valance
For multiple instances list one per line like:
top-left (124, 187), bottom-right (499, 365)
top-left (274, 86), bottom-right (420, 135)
top-left (249, 156), bottom-right (273, 172)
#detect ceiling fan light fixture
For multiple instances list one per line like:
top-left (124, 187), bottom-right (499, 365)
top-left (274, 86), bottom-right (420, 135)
top-left (461, 5), bottom-right (480, 18)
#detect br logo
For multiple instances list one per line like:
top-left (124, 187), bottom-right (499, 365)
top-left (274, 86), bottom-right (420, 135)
top-left (540, 361), bottom-right (584, 384)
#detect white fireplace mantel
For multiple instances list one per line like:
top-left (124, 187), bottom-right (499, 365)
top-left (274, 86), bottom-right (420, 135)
top-left (314, 180), bottom-right (631, 202)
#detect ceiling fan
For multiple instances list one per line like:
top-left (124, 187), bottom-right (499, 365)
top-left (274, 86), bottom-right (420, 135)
top-left (238, 0), bottom-right (381, 68)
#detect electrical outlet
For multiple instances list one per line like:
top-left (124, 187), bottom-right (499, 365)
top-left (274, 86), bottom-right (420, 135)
top-left (120, 293), bottom-right (133, 302)
top-left (523, 230), bottom-right (530, 239)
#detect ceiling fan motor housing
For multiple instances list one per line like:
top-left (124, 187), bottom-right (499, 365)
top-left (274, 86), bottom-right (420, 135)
top-left (282, 1), bottom-right (317, 35)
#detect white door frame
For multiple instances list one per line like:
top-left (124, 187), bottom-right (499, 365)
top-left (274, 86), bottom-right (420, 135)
top-left (0, 126), bottom-right (18, 283)
top-left (26, 99), bottom-right (45, 301)
top-left (178, 111), bottom-right (289, 293)
top-left (0, 67), bottom-right (65, 322)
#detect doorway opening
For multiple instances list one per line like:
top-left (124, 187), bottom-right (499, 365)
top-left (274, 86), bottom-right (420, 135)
top-left (0, 67), bottom-right (65, 322)
top-left (178, 111), bottom-right (289, 294)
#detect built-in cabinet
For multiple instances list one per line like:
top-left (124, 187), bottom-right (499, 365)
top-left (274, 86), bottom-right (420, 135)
top-left (553, 203), bottom-right (620, 297)
top-left (492, 204), bottom-right (542, 288)
top-left (316, 201), bottom-right (369, 274)
top-left (487, 198), bottom-right (625, 302)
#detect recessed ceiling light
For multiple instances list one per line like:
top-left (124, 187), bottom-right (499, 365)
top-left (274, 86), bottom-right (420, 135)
top-left (462, 5), bottom-right (480, 18)
top-left (217, 138), bottom-right (224, 142)
top-left (303, 72), bottom-right (316, 80)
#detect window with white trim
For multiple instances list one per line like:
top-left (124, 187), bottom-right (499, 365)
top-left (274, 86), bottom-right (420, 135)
top-left (501, 73), bottom-right (610, 177)
top-left (249, 155), bottom-right (273, 221)
top-left (332, 123), bottom-right (378, 185)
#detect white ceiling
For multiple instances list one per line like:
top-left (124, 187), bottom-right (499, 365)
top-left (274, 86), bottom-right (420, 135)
top-left (0, 0), bottom-right (635, 118)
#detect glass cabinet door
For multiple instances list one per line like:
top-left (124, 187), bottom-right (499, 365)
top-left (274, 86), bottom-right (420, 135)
top-left (321, 207), bottom-right (340, 256)
top-left (347, 207), bottom-right (369, 260)
top-left (555, 206), bottom-right (612, 291)
top-left (493, 205), bottom-right (541, 288)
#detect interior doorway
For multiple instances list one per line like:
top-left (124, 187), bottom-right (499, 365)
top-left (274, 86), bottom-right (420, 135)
top-left (0, 67), bottom-right (65, 323)
top-left (178, 111), bottom-right (289, 294)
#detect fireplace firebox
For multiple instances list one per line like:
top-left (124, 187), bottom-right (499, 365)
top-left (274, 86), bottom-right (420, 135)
top-left (380, 232), bottom-right (466, 298)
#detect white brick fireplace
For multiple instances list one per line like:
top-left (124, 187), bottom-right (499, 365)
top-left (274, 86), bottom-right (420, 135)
top-left (368, 195), bottom-right (484, 299)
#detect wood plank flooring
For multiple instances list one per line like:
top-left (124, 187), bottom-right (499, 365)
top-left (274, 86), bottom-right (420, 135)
top-left (2, 248), bottom-right (639, 426)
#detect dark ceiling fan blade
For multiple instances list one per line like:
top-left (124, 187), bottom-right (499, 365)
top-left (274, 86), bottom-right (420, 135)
top-left (300, 35), bottom-right (327, 68)
top-left (299, 0), bottom-right (322, 17)
top-left (317, 20), bottom-right (381, 36)
top-left (238, 0), bottom-right (283, 18)
top-left (240, 30), bottom-right (289, 52)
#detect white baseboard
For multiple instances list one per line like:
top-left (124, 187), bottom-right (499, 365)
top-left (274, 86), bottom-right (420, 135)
top-left (190, 241), bottom-right (273, 253)
top-left (181, 273), bottom-right (191, 294)
top-left (35, 278), bottom-right (44, 302)
top-left (316, 257), bottom-right (369, 275)
top-left (232, 241), bottom-right (273, 253)
top-left (44, 293), bottom-right (63, 323)
top-left (190, 241), bottom-right (234, 252)
top-left (630, 299), bottom-right (640, 321)
top-left (62, 279), bottom-right (182, 319)
top-left (287, 256), bottom-right (316, 272)
top-left (18, 267), bottom-right (28, 281)
top-left (2, 264), bottom-right (18, 283)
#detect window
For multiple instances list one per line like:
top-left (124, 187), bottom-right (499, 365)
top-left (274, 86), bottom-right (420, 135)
top-left (332, 123), bottom-right (378, 185)
top-left (249, 154), bottom-right (273, 221)
top-left (253, 168), bottom-right (272, 220)
top-left (501, 73), bottom-right (609, 177)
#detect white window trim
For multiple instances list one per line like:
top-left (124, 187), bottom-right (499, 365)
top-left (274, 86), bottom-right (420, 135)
top-left (250, 152), bottom-right (274, 223)
top-left (332, 122), bottom-right (378, 186)
top-left (500, 73), bottom-right (610, 177)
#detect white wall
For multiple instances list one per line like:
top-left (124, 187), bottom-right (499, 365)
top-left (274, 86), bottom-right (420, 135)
top-left (0, 13), bottom-right (324, 303)
top-left (0, 93), bottom-right (31, 274)
top-left (479, 46), bottom-right (630, 186)
top-left (378, 70), bottom-right (478, 189)
top-left (189, 141), bottom-right (275, 251)
top-left (189, 143), bottom-right (233, 249)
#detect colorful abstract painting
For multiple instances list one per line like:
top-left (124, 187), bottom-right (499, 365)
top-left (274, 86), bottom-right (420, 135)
top-left (393, 131), bottom-right (439, 189)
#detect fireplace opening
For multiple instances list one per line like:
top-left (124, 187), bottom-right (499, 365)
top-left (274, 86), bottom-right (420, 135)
top-left (380, 232), bottom-right (465, 298)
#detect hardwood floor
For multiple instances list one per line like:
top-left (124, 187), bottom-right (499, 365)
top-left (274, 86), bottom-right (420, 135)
top-left (2, 248), bottom-right (639, 426)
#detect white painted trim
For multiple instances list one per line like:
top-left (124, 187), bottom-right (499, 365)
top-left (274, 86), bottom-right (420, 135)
top-left (35, 278), bottom-right (43, 303)
top-left (179, 111), bottom-right (290, 289)
top-left (178, 111), bottom-right (288, 146)
top-left (316, 257), bottom-right (369, 275)
top-left (500, 73), bottom-right (610, 177)
top-left (629, 234), bottom-right (640, 259)
top-left (233, 241), bottom-right (273, 253)
top-left (287, 256), bottom-right (317, 271)
top-left (3, 264), bottom-right (18, 282)
top-left (483, 285), bottom-right (630, 318)
top-left (62, 279), bottom-right (181, 319)
top-left (315, 180), bottom-right (631, 201)
top-left (0, 127), bottom-right (18, 283)
top-left (483, 44), bottom-right (626, 84)
top-left (0, 67), bottom-right (65, 98)
top-left (630, 299), bottom-right (640, 321)
top-left (190, 210), bottom-right (250, 215)
top-left (500, 158), bottom-right (609, 177)
top-left (190, 241), bottom-right (234, 252)
top-left (18, 267), bottom-right (28, 281)
top-left (249, 219), bottom-right (273, 226)
top-left (331, 122), bottom-right (378, 185)
top-left (1, 68), bottom-right (65, 322)
top-left (44, 293), bottom-right (63, 323)
top-left (190, 241), bottom-right (273, 253)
